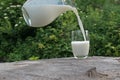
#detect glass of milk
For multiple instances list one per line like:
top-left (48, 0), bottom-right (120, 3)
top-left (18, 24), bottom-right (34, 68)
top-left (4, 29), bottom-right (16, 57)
top-left (71, 30), bottom-right (90, 59)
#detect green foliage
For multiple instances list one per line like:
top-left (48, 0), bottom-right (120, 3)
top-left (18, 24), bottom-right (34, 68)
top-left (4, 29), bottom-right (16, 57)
top-left (29, 56), bottom-right (39, 61)
top-left (0, 0), bottom-right (120, 62)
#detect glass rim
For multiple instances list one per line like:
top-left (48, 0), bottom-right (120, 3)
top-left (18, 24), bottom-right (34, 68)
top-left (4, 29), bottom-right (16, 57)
top-left (71, 30), bottom-right (89, 41)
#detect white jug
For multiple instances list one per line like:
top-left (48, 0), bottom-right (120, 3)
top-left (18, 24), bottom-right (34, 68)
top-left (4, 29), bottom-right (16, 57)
top-left (22, 0), bottom-right (74, 27)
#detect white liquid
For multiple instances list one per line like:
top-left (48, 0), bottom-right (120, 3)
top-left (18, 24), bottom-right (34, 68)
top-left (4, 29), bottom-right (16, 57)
top-left (72, 8), bottom-right (86, 41)
top-left (71, 41), bottom-right (89, 57)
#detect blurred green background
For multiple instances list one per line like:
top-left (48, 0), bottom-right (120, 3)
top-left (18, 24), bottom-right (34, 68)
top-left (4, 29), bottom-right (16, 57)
top-left (0, 0), bottom-right (120, 62)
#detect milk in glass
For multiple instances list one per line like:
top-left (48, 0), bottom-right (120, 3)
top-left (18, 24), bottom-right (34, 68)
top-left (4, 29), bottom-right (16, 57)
top-left (71, 41), bottom-right (89, 58)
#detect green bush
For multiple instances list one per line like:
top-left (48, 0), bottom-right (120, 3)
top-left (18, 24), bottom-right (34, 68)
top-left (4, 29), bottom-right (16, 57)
top-left (0, 0), bottom-right (120, 62)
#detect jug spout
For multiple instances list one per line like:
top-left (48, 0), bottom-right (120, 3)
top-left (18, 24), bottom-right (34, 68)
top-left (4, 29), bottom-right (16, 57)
top-left (22, 0), bottom-right (73, 27)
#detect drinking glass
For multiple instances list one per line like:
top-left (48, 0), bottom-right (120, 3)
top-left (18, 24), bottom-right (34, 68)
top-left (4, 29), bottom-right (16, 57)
top-left (71, 30), bottom-right (90, 59)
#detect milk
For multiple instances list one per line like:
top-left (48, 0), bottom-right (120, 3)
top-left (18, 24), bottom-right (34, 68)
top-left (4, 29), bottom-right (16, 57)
top-left (23, 5), bottom-right (72, 27)
top-left (71, 41), bottom-right (89, 58)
